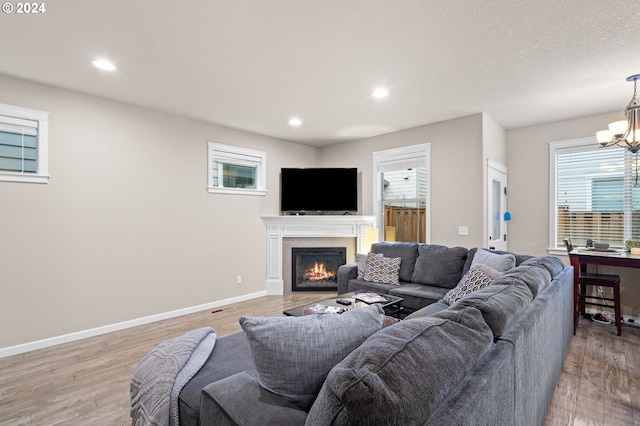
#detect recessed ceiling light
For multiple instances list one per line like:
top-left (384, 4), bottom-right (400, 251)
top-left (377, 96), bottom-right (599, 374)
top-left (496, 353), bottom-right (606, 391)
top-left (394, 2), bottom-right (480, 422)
top-left (289, 117), bottom-right (302, 127)
top-left (92, 59), bottom-right (117, 71)
top-left (372, 87), bottom-right (389, 98)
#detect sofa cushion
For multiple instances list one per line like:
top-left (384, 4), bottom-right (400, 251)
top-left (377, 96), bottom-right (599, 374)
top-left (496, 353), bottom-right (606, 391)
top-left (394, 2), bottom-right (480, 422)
top-left (238, 304), bottom-right (384, 411)
top-left (306, 307), bottom-right (493, 425)
top-left (470, 248), bottom-right (516, 272)
top-left (363, 252), bottom-right (401, 285)
top-left (499, 264), bottom-right (552, 298)
top-left (411, 244), bottom-right (468, 288)
top-left (371, 242), bottom-right (419, 282)
top-left (444, 264), bottom-right (502, 305)
top-left (520, 256), bottom-right (565, 279)
top-left (450, 278), bottom-right (533, 340)
top-left (178, 331), bottom-right (256, 426)
top-left (463, 248), bottom-right (533, 276)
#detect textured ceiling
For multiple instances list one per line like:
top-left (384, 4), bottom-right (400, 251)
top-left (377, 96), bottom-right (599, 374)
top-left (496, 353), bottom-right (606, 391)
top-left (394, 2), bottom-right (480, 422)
top-left (1, 0), bottom-right (639, 147)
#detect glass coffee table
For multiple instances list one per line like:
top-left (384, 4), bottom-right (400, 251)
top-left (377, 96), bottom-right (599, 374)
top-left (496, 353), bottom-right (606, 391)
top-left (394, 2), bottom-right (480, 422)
top-left (283, 292), bottom-right (404, 318)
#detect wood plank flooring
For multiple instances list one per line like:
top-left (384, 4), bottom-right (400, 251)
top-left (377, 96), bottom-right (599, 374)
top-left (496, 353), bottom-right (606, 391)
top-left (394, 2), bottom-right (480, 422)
top-left (0, 294), bottom-right (638, 425)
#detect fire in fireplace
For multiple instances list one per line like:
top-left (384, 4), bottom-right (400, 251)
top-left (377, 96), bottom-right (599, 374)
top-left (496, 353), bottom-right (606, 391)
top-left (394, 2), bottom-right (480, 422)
top-left (292, 247), bottom-right (346, 291)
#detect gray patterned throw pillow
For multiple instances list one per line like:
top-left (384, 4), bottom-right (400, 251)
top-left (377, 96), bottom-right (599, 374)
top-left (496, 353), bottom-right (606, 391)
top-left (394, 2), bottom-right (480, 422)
top-left (444, 264), bottom-right (502, 305)
top-left (363, 252), bottom-right (401, 285)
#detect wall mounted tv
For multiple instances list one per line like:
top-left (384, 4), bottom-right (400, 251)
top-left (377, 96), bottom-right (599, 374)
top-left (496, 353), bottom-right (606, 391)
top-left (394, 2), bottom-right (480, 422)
top-left (280, 168), bottom-right (358, 214)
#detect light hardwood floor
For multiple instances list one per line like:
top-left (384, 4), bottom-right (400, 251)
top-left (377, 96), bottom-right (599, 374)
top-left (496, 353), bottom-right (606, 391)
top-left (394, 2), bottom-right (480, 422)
top-left (0, 294), bottom-right (638, 425)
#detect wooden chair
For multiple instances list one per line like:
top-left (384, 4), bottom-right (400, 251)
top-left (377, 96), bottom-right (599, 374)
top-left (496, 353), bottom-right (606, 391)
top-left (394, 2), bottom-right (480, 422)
top-left (564, 238), bottom-right (622, 336)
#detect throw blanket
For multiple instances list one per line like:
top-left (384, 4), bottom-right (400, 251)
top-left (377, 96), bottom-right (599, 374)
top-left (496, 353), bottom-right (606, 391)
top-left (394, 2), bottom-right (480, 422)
top-left (130, 327), bottom-right (217, 426)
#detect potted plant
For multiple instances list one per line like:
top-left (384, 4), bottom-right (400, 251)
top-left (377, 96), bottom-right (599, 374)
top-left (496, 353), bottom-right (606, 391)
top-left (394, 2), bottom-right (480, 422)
top-left (626, 240), bottom-right (640, 254)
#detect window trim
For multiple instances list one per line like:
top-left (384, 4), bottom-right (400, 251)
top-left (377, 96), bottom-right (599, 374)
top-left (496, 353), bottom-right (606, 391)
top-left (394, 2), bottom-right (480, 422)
top-left (0, 102), bottom-right (49, 184)
top-left (207, 141), bottom-right (266, 196)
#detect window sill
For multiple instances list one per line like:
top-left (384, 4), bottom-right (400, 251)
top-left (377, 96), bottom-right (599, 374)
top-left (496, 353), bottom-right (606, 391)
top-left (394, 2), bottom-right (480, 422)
top-left (207, 186), bottom-right (266, 196)
top-left (0, 172), bottom-right (49, 184)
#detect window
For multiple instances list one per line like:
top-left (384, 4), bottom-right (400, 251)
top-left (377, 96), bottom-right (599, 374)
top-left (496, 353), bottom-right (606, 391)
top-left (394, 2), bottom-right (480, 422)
top-left (549, 137), bottom-right (640, 250)
top-left (0, 103), bottom-right (49, 184)
top-left (373, 144), bottom-right (430, 243)
top-left (207, 142), bottom-right (266, 195)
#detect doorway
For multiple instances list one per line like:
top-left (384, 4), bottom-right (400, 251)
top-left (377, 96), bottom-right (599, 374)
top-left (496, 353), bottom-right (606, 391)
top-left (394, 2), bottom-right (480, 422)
top-left (487, 160), bottom-right (508, 251)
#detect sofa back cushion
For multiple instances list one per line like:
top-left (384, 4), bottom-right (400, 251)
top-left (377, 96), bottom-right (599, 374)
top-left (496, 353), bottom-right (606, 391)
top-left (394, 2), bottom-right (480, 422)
top-left (411, 244), bottom-right (468, 288)
top-left (306, 307), bottom-right (493, 425)
top-left (450, 277), bottom-right (533, 340)
top-left (371, 242), bottom-right (419, 282)
top-left (498, 264), bottom-right (552, 298)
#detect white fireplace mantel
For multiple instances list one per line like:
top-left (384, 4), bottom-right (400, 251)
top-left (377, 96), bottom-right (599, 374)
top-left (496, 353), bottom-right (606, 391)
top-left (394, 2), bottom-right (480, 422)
top-left (261, 215), bottom-right (376, 295)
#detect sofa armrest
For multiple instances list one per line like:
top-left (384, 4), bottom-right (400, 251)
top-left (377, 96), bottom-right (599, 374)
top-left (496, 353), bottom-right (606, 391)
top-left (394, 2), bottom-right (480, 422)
top-left (337, 264), bottom-right (358, 294)
top-left (200, 371), bottom-right (307, 426)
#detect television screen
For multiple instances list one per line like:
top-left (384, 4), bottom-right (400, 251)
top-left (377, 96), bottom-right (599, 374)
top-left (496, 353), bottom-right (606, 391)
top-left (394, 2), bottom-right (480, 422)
top-left (280, 168), bottom-right (358, 213)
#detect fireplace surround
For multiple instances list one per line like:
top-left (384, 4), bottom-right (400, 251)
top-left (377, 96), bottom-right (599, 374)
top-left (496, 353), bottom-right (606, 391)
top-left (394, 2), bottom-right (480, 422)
top-left (261, 215), bottom-right (376, 295)
top-left (292, 247), bottom-right (346, 291)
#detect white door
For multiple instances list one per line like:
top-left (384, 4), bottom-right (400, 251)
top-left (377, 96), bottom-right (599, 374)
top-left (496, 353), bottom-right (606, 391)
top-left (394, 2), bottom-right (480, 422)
top-left (487, 160), bottom-right (508, 251)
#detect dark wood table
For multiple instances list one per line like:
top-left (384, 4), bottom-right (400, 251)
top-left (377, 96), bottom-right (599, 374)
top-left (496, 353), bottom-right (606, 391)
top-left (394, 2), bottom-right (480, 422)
top-left (568, 248), bottom-right (640, 333)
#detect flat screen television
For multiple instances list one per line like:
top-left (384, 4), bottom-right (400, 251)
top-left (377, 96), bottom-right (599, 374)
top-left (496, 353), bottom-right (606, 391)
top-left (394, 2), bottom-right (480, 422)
top-left (280, 168), bottom-right (358, 214)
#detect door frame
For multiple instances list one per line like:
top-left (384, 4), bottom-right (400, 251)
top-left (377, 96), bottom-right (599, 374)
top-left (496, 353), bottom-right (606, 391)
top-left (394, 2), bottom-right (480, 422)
top-left (487, 159), bottom-right (508, 251)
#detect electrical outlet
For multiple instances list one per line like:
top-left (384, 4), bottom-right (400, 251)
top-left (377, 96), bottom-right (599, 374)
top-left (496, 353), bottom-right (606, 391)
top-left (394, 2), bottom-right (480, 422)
top-left (236, 275), bottom-right (242, 284)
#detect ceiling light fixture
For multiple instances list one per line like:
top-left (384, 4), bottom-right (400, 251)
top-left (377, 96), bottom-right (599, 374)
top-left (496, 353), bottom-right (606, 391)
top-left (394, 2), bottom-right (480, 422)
top-left (596, 74), bottom-right (640, 186)
top-left (289, 117), bottom-right (302, 127)
top-left (372, 88), bottom-right (389, 99)
top-left (92, 59), bottom-right (117, 71)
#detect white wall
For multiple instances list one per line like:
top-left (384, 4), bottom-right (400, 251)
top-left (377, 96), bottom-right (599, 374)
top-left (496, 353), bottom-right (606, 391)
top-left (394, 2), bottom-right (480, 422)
top-left (0, 74), bottom-right (318, 349)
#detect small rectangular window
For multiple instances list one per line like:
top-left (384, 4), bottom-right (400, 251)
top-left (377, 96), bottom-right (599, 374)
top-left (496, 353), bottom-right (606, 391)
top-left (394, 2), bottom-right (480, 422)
top-left (0, 103), bottom-right (49, 184)
top-left (207, 142), bottom-right (266, 195)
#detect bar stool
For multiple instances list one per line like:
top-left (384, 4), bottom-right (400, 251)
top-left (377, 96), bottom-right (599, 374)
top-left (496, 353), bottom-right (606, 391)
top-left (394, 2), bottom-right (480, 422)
top-left (564, 238), bottom-right (622, 336)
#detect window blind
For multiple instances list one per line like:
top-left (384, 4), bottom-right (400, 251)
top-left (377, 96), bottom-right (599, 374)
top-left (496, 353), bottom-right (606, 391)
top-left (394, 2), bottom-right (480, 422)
top-left (0, 121), bottom-right (38, 173)
top-left (556, 145), bottom-right (640, 248)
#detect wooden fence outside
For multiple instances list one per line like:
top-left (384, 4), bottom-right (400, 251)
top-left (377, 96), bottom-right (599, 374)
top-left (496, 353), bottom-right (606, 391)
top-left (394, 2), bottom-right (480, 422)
top-left (557, 206), bottom-right (640, 247)
top-left (384, 206), bottom-right (426, 243)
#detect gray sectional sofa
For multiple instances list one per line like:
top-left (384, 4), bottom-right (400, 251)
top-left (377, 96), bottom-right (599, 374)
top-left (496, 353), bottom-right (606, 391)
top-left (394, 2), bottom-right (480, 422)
top-left (338, 241), bottom-right (535, 315)
top-left (146, 244), bottom-right (573, 426)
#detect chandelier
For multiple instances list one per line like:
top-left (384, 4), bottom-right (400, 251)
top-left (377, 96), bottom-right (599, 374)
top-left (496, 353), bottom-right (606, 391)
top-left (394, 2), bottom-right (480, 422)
top-left (596, 74), bottom-right (640, 186)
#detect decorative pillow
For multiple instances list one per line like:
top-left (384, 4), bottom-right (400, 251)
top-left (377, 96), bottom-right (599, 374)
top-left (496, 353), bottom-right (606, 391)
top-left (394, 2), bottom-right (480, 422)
top-left (370, 242), bottom-right (419, 282)
top-left (363, 252), bottom-right (401, 285)
top-left (444, 264), bottom-right (502, 305)
top-left (239, 304), bottom-right (384, 410)
top-left (356, 252), bottom-right (379, 279)
top-left (470, 248), bottom-right (516, 272)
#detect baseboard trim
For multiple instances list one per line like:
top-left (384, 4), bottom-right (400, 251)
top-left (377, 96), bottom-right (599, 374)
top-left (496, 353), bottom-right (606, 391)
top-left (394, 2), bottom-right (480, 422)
top-left (0, 291), bottom-right (267, 359)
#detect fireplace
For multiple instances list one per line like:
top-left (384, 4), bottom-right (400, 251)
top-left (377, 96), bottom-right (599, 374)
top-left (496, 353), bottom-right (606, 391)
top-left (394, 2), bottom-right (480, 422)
top-left (292, 247), bottom-right (346, 291)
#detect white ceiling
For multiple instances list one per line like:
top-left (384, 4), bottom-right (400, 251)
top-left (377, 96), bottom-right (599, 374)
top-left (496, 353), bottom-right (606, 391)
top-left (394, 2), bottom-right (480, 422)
top-left (1, 0), bottom-right (640, 147)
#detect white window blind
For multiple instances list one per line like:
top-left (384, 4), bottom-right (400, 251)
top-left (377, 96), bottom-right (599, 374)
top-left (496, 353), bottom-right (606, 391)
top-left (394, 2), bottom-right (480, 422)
top-left (554, 143), bottom-right (640, 249)
top-left (0, 120), bottom-right (38, 173)
top-left (0, 103), bottom-right (49, 184)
